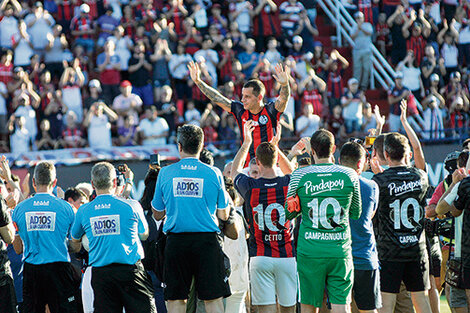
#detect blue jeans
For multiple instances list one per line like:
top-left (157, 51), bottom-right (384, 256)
top-left (345, 118), bottom-right (362, 134)
top-left (148, 271), bottom-right (167, 313)
top-left (74, 38), bottom-right (95, 53)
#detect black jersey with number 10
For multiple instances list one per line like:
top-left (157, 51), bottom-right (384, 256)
top-left (372, 166), bottom-right (429, 262)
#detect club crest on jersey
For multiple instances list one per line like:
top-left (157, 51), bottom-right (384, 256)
top-left (26, 212), bottom-right (56, 231)
top-left (173, 178), bottom-right (203, 198)
top-left (90, 215), bottom-right (120, 237)
top-left (258, 115), bottom-right (268, 125)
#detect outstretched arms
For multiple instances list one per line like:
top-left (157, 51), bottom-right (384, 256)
top-left (188, 61), bottom-right (232, 112)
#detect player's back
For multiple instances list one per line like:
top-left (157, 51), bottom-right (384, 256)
top-left (289, 163), bottom-right (361, 259)
top-left (372, 166), bottom-right (429, 262)
top-left (234, 174), bottom-right (294, 258)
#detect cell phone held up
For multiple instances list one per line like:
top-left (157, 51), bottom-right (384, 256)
top-left (149, 154), bottom-right (160, 167)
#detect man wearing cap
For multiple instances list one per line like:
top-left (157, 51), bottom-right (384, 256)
top-left (387, 72), bottom-right (411, 132)
top-left (422, 95), bottom-right (444, 139)
top-left (341, 77), bottom-right (366, 134)
top-left (112, 80), bottom-right (143, 127)
top-left (70, 4), bottom-right (95, 55)
top-left (351, 11), bottom-right (373, 90)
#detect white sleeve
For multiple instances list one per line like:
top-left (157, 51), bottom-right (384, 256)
top-left (444, 181), bottom-right (461, 205)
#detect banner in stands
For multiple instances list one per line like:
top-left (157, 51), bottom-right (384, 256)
top-left (4, 145), bottom-right (180, 167)
top-left (8, 143), bottom-right (464, 200)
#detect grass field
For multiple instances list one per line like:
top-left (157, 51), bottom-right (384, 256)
top-left (441, 294), bottom-right (452, 313)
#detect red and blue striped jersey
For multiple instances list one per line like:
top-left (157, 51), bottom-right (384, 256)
top-left (230, 100), bottom-right (281, 165)
top-left (234, 174), bottom-right (294, 258)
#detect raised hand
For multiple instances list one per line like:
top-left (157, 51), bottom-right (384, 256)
top-left (270, 123), bottom-right (282, 147)
top-left (400, 99), bottom-right (408, 122)
top-left (187, 61), bottom-right (201, 84)
top-left (243, 120), bottom-right (255, 146)
top-left (452, 167), bottom-right (468, 184)
top-left (273, 63), bottom-right (290, 86)
top-left (374, 105), bottom-right (385, 126)
top-left (291, 137), bottom-right (310, 156)
top-left (0, 156), bottom-right (12, 182)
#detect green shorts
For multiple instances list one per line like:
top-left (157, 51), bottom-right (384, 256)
top-left (297, 257), bottom-right (353, 307)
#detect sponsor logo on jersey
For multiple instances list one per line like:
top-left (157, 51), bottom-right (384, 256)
top-left (399, 235), bottom-right (419, 244)
top-left (304, 179), bottom-right (345, 195)
top-left (181, 165), bottom-right (197, 170)
top-left (26, 212), bottom-right (56, 231)
top-left (304, 231), bottom-right (348, 240)
top-left (173, 178), bottom-right (203, 198)
top-left (388, 180), bottom-right (423, 196)
top-left (90, 215), bottom-right (120, 237)
top-left (33, 201), bottom-right (50, 206)
top-left (95, 203), bottom-right (111, 210)
top-left (259, 115), bottom-right (268, 125)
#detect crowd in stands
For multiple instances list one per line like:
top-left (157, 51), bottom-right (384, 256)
top-left (0, 0), bottom-right (469, 154)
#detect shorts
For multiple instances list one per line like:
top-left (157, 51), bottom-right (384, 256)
top-left (353, 269), bottom-right (382, 310)
top-left (91, 261), bottom-right (156, 313)
top-left (297, 257), bottom-right (353, 308)
top-left (0, 275), bottom-right (17, 313)
top-left (81, 267), bottom-right (93, 313)
top-left (462, 266), bottom-right (470, 290)
top-left (380, 260), bottom-right (430, 293)
top-left (449, 285), bottom-right (467, 308)
top-left (23, 262), bottom-right (79, 313)
top-left (164, 232), bottom-right (231, 301)
top-left (249, 256), bottom-right (297, 307)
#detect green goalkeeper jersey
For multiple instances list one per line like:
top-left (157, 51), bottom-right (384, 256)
top-left (285, 163), bottom-right (361, 258)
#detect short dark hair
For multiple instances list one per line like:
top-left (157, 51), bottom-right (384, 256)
top-left (298, 157), bottom-right (312, 166)
top-left (458, 150), bottom-right (469, 168)
top-left (243, 79), bottom-right (266, 97)
top-left (177, 124), bottom-right (204, 155)
top-left (199, 148), bottom-right (214, 166)
top-left (256, 142), bottom-right (277, 168)
top-left (373, 134), bottom-right (386, 161)
top-left (463, 138), bottom-right (470, 149)
top-left (340, 142), bottom-right (365, 169)
top-left (310, 129), bottom-right (335, 159)
top-left (33, 161), bottom-right (56, 186)
top-left (384, 132), bottom-right (410, 161)
top-left (64, 187), bottom-right (86, 202)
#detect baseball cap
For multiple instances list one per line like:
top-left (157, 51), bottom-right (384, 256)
top-left (304, 52), bottom-right (314, 60)
top-left (348, 78), bottom-right (359, 85)
top-left (293, 36), bottom-right (303, 44)
top-left (450, 71), bottom-right (461, 80)
top-left (354, 11), bottom-right (364, 19)
top-left (395, 72), bottom-right (404, 79)
top-left (80, 3), bottom-right (90, 13)
top-left (120, 80), bottom-right (132, 88)
top-left (89, 79), bottom-right (101, 90)
top-left (430, 73), bottom-right (440, 82)
top-left (34, 1), bottom-right (43, 8)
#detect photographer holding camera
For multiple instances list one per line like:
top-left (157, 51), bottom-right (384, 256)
top-left (436, 150), bottom-right (469, 311)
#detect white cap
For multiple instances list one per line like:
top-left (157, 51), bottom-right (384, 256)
top-left (80, 4), bottom-right (90, 13)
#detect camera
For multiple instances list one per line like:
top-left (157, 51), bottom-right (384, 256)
top-left (424, 217), bottom-right (454, 239)
top-left (117, 164), bottom-right (126, 173)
